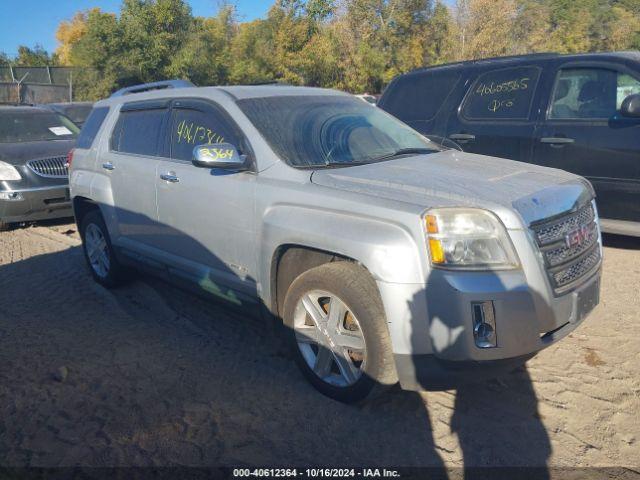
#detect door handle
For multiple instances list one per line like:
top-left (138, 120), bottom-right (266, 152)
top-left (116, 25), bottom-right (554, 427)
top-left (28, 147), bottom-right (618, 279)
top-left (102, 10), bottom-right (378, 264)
top-left (540, 137), bottom-right (575, 146)
top-left (160, 172), bottom-right (179, 183)
top-left (102, 162), bottom-right (114, 171)
top-left (449, 133), bottom-right (476, 143)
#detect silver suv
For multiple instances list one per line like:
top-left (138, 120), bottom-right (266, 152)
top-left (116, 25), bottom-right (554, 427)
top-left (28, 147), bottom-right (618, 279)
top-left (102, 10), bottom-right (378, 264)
top-left (69, 80), bottom-right (602, 403)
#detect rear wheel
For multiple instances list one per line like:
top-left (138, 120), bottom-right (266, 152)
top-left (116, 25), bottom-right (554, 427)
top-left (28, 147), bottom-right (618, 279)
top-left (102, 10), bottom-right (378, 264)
top-left (80, 210), bottom-right (127, 288)
top-left (0, 221), bottom-right (12, 232)
top-left (283, 262), bottom-right (397, 403)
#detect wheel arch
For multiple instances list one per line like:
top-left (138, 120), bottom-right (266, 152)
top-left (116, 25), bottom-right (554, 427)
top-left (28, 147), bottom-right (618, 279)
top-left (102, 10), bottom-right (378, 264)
top-left (270, 244), bottom-right (359, 317)
top-left (72, 196), bottom-right (101, 229)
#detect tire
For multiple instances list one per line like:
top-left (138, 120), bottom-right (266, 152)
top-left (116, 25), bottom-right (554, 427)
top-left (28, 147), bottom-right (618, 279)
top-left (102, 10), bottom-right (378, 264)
top-left (79, 210), bottom-right (127, 288)
top-left (282, 262), bottom-right (398, 403)
top-left (0, 221), bottom-right (12, 232)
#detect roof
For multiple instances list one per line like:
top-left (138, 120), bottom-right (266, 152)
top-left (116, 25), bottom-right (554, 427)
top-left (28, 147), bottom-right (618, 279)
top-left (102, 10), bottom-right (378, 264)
top-left (45, 101), bottom-right (94, 107)
top-left (96, 84), bottom-right (346, 107)
top-left (0, 105), bottom-right (56, 114)
top-left (403, 51), bottom-right (640, 77)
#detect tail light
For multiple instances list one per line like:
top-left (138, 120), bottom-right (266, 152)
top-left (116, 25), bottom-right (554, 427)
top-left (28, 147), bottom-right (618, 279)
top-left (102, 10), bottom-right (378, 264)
top-left (65, 149), bottom-right (75, 169)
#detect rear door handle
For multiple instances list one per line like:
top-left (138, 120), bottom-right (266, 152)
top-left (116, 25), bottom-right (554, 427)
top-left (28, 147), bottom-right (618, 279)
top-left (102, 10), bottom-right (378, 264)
top-left (449, 133), bottom-right (476, 143)
top-left (102, 162), bottom-right (114, 171)
top-left (160, 172), bottom-right (179, 183)
top-left (540, 137), bottom-right (575, 146)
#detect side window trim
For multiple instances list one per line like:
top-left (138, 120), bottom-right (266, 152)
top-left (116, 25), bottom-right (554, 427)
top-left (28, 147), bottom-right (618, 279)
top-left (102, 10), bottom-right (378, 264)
top-left (545, 61), bottom-right (640, 123)
top-left (166, 97), bottom-right (256, 170)
top-left (109, 100), bottom-right (171, 159)
top-left (459, 65), bottom-right (542, 123)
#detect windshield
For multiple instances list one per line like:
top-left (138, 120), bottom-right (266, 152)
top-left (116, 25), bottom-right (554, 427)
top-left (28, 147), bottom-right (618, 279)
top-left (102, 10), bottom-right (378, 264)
top-left (237, 95), bottom-right (441, 168)
top-left (0, 111), bottom-right (79, 143)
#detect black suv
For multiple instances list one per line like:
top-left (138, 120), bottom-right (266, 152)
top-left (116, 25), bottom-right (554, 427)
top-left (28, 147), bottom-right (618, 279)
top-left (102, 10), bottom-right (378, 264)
top-left (0, 105), bottom-right (78, 230)
top-left (379, 51), bottom-right (640, 236)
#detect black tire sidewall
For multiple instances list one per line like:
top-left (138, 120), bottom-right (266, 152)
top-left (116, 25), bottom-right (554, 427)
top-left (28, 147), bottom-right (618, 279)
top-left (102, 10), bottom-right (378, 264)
top-left (282, 262), bottom-right (395, 403)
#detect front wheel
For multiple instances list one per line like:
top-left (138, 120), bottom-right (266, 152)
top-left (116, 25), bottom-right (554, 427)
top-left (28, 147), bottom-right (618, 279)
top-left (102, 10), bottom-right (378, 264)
top-left (283, 262), bottom-right (397, 403)
top-left (80, 210), bottom-right (127, 288)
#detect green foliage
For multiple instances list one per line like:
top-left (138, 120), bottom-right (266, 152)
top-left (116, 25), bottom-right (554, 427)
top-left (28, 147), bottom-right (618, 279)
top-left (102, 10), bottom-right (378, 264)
top-left (17, 0), bottom-right (637, 99)
top-left (15, 45), bottom-right (58, 66)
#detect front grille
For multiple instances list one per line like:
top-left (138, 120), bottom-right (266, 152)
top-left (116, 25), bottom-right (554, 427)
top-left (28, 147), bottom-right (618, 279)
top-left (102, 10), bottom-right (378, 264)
top-left (27, 156), bottom-right (68, 178)
top-left (531, 203), bottom-right (601, 294)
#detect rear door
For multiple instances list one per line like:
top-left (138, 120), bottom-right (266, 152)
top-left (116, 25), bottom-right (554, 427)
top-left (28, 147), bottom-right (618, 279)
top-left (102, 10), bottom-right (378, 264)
top-left (101, 100), bottom-right (168, 250)
top-left (446, 65), bottom-right (544, 161)
top-left (533, 61), bottom-right (640, 226)
top-left (155, 98), bottom-right (258, 303)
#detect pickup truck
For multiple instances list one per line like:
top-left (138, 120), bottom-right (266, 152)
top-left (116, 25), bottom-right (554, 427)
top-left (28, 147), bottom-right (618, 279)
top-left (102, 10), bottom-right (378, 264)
top-left (69, 81), bottom-right (602, 403)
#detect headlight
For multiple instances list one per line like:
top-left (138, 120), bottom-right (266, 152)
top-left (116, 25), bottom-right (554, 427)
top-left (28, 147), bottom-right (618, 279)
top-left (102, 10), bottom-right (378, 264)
top-left (0, 161), bottom-right (21, 181)
top-left (425, 208), bottom-right (519, 269)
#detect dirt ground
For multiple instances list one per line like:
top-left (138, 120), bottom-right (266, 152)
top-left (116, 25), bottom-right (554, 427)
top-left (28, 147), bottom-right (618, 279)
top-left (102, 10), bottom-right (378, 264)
top-left (0, 221), bottom-right (638, 471)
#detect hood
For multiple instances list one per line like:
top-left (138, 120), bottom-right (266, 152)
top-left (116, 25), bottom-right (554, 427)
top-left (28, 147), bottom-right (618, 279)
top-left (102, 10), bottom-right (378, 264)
top-left (310, 150), bottom-right (593, 228)
top-left (0, 140), bottom-right (76, 165)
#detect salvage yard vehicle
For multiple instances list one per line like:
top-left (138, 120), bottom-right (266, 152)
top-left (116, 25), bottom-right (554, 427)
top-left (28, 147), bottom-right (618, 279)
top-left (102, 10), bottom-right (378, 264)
top-left (70, 80), bottom-right (602, 403)
top-left (378, 51), bottom-right (640, 237)
top-left (0, 105), bottom-right (78, 231)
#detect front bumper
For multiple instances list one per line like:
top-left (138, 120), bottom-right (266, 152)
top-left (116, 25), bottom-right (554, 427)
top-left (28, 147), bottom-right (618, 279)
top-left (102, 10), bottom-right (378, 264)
top-left (378, 247), bottom-right (601, 391)
top-left (0, 185), bottom-right (73, 224)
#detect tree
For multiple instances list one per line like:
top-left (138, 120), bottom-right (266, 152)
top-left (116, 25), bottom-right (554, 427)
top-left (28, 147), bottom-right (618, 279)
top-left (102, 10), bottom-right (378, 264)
top-left (56, 10), bottom-right (91, 65)
top-left (15, 45), bottom-right (57, 66)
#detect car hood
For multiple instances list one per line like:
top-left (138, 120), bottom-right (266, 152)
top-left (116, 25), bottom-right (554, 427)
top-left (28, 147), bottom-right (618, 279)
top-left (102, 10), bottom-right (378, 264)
top-left (310, 150), bottom-right (593, 228)
top-left (0, 140), bottom-right (76, 165)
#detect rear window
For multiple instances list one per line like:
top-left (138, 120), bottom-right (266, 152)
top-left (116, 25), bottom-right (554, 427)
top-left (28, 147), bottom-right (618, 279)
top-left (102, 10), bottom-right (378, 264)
top-left (110, 108), bottom-right (166, 156)
top-left (61, 105), bottom-right (93, 125)
top-left (462, 66), bottom-right (541, 121)
top-left (0, 110), bottom-right (79, 143)
top-left (380, 70), bottom-right (461, 121)
top-left (76, 107), bottom-right (109, 149)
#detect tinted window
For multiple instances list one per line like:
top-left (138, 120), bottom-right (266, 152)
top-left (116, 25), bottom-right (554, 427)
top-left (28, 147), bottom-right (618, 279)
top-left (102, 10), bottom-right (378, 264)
top-left (111, 108), bottom-right (166, 156)
top-left (61, 105), bottom-right (93, 125)
top-left (462, 66), bottom-right (541, 120)
top-left (170, 106), bottom-right (239, 161)
top-left (238, 95), bottom-right (441, 168)
top-left (381, 71), bottom-right (461, 121)
top-left (549, 68), bottom-right (640, 119)
top-left (76, 106), bottom-right (109, 149)
top-left (0, 110), bottom-right (79, 143)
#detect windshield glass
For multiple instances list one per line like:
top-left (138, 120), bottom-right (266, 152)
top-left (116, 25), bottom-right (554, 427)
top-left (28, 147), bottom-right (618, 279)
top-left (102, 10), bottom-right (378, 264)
top-left (0, 111), bottom-right (79, 143)
top-left (237, 95), bottom-right (441, 168)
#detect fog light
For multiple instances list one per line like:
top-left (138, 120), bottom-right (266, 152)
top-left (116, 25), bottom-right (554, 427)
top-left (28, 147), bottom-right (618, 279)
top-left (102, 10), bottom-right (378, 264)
top-left (471, 301), bottom-right (497, 348)
top-left (0, 191), bottom-right (23, 201)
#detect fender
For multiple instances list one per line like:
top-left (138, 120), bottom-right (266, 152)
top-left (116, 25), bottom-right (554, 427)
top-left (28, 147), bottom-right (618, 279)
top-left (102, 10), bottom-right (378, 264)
top-left (259, 204), bottom-right (426, 309)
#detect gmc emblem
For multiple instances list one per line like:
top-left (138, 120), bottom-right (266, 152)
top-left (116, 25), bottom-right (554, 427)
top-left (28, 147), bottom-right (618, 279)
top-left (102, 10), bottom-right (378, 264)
top-left (565, 224), bottom-right (591, 248)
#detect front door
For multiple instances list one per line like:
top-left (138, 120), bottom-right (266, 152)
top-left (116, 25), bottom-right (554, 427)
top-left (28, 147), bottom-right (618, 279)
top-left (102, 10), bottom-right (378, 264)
top-left (446, 65), bottom-right (543, 162)
top-left (533, 64), bottom-right (640, 226)
top-left (155, 99), bottom-right (258, 304)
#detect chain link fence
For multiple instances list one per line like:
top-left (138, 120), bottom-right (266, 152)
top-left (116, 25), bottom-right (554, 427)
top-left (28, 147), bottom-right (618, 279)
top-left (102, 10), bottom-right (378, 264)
top-left (0, 66), bottom-right (82, 104)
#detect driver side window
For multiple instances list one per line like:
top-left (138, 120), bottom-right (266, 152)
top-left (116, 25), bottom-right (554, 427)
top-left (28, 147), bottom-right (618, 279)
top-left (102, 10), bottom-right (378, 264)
top-left (549, 68), bottom-right (640, 120)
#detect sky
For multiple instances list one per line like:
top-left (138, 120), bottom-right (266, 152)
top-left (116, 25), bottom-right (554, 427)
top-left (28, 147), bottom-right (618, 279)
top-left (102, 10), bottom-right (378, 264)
top-left (0, 0), bottom-right (272, 57)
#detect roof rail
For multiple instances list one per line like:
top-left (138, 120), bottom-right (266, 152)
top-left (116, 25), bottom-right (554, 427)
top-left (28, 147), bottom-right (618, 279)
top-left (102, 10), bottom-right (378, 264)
top-left (406, 52), bottom-right (560, 75)
top-left (110, 79), bottom-right (195, 98)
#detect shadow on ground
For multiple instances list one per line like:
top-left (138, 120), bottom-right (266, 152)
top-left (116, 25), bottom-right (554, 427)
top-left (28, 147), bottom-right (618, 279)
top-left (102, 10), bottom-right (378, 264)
top-left (0, 235), bottom-right (550, 472)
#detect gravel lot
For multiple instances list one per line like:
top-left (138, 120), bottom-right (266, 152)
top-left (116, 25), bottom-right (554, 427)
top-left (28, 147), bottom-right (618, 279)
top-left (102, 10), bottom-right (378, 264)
top-left (0, 221), bottom-right (638, 472)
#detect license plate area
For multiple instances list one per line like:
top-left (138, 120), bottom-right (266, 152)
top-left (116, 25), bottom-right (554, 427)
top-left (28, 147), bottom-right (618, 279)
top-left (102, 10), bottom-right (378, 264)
top-left (574, 277), bottom-right (600, 323)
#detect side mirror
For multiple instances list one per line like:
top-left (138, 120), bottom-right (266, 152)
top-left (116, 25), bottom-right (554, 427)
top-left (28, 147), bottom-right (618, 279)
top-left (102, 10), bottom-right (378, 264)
top-left (192, 143), bottom-right (249, 170)
top-left (620, 93), bottom-right (640, 118)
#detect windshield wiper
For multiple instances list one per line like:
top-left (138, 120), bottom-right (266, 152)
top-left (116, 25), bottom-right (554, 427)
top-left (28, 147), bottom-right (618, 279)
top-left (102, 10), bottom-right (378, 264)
top-left (369, 147), bottom-right (439, 162)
